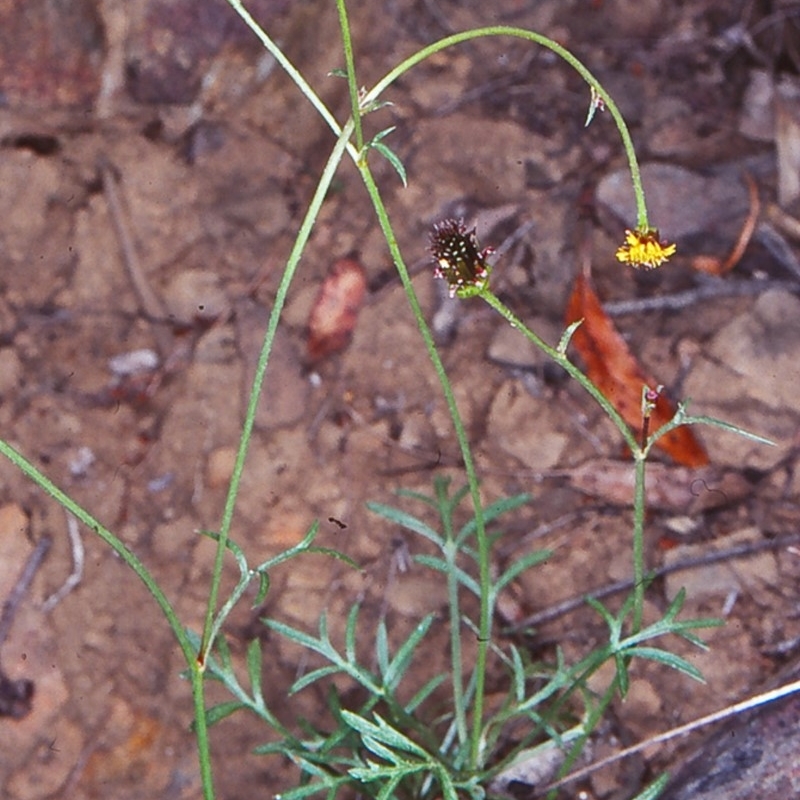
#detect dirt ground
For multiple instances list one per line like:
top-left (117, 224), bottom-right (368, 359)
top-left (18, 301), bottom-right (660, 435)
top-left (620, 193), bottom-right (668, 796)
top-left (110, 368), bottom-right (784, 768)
top-left (1, 0), bottom-right (800, 798)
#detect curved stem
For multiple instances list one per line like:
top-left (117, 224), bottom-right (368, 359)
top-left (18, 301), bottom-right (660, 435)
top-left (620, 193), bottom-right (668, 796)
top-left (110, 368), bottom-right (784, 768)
top-left (335, 0), bottom-right (364, 152)
top-left (0, 439), bottom-right (217, 796)
top-left (199, 125), bottom-right (354, 665)
top-left (479, 291), bottom-right (641, 453)
top-left (363, 26), bottom-right (648, 228)
top-left (357, 163), bottom-right (490, 770)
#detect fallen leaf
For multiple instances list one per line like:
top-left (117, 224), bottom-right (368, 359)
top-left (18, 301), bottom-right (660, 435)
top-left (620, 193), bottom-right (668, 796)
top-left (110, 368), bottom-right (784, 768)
top-left (565, 273), bottom-right (709, 466)
top-left (307, 257), bottom-right (367, 362)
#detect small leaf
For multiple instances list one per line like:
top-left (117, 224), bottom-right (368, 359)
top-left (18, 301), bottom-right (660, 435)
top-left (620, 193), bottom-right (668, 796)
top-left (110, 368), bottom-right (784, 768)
top-left (405, 673), bottom-right (447, 713)
top-left (341, 711), bottom-right (429, 757)
top-left (495, 549), bottom-right (551, 591)
top-left (205, 700), bottom-right (246, 727)
top-left (266, 619), bottom-right (328, 654)
top-left (290, 665), bottom-right (342, 694)
top-left (345, 604), bottom-right (360, 665)
top-left (456, 493), bottom-right (532, 544)
top-left (372, 142), bottom-right (407, 186)
top-left (631, 773), bottom-right (670, 800)
top-left (558, 319), bottom-right (583, 355)
top-left (626, 645), bottom-right (707, 682)
top-left (375, 619), bottom-right (390, 678)
top-left (384, 613), bottom-right (435, 689)
top-left (414, 554), bottom-right (480, 596)
top-left (253, 570), bottom-right (270, 605)
top-left (367, 127), bottom-right (407, 186)
top-left (247, 638), bottom-right (263, 702)
top-left (367, 502), bottom-right (442, 544)
top-left (307, 258), bottom-right (368, 363)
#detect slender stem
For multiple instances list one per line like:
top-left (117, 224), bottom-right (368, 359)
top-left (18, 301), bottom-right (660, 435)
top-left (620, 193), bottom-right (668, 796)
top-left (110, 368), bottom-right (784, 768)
top-left (357, 163), bottom-right (490, 769)
top-left (363, 26), bottom-right (648, 229)
top-left (335, 0), bottom-right (364, 152)
top-left (631, 453), bottom-right (647, 631)
top-left (199, 127), bottom-right (354, 665)
top-left (437, 482), bottom-right (468, 748)
top-left (223, 0), bottom-right (358, 161)
top-left (0, 439), bottom-right (217, 798)
top-left (479, 291), bottom-right (649, 627)
top-left (480, 291), bottom-right (640, 453)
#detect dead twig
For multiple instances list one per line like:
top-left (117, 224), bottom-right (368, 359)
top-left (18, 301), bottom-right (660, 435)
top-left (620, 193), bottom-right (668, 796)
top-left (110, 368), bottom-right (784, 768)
top-left (0, 535), bottom-right (52, 649)
top-left (510, 531), bottom-right (800, 631)
top-left (42, 513), bottom-right (84, 612)
top-left (0, 534), bottom-right (51, 719)
top-left (603, 277), bottom-right (799, 317)
top-left (756, 220), bottom-right (800, 280)
top-left (542, 676), bottom-right (800, 794)
top-left (100, 158), bottom-right (172, 355)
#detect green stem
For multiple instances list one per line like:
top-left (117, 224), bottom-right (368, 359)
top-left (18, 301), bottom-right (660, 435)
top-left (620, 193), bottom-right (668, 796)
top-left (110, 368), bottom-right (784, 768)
top-left (0, 438), bottom-right (216, 798)
top-left (198, 125), bottom-right (354, 665)
top-left (437, 481), bottom-right (468, 749)
top-left (223, 0), bottom-right (358, 161)
top-left (479, 291), bottom-right (649, 628)
top-left (631, 453), bottom-right (647, 631)
top-left (363, 26), bottom-right (648, 229)
top-left (335, 0), bottom-right (364, 152)
top-left (357, 163), bottom-right (490, 770)
top-left (480, 291), bottom-right (640, 453)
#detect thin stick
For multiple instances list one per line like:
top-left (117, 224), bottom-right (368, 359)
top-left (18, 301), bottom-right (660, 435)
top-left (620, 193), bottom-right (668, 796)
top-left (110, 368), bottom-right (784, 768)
top-left (0, 535), bottom-right (52, 649)
top-left (42, 513), bottom-right (85, 612)
top-left (510, 531), bottom-right (800, 631)
top-left (603, 278), bottom-right (798, 317)
top-left (100, 159), bottom-right (172, 355)
top-left (542, 677), bottom-right (800, 794)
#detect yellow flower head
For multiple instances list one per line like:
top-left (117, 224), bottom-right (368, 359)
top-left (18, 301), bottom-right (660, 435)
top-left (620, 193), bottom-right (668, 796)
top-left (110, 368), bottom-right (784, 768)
top-left (615, 228), bottom-right (676, 270)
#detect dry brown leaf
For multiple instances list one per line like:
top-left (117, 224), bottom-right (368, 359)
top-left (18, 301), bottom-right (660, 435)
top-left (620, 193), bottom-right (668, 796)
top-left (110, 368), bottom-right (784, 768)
top-left (565, 273), bottom-right (709, 466)
top-left (307, 257), bottom-right (368, 362)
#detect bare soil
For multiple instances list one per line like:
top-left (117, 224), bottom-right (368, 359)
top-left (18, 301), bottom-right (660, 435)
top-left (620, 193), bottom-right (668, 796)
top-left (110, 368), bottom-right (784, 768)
top-left (1, 1), bottom-right (799, 798)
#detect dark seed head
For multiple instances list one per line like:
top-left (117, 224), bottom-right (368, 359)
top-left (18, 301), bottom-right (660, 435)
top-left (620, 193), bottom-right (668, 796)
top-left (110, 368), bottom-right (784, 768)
top-left (430, 218), bottom-right (492, 297)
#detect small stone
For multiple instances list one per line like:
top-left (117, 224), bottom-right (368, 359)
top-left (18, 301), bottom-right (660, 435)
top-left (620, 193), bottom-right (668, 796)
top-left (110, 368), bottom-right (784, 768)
top-left (0, 503), bottom-right (31, 599)
top-left (597, 163), bottom-right (749, 242)
top-left (0, 348), bottom-right (22, 397)
top-left (664, 527), bottom-right (779, 604)
top-left (163, 268), bottom-right (229, 325)
top-left (107, 348), bottom-right (159, 376)
top-left (486, 381), bottom-right (569, 470)
top-left (206, 445), bottom-right (237, 489)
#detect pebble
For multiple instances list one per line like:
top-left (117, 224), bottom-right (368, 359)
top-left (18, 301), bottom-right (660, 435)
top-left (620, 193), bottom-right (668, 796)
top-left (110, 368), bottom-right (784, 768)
top-left (163, 268), bottom-right (230, 325)
top-left (596, 163), bottom-right (749, 241)
top-left (485, 381), bottom-right (569, 470)
top-left (683, 290), bottom-right (800, 469)
top-left (206, 445), bottom-right (237, 489)
top-left (664, 527), bottom-right (779, 605)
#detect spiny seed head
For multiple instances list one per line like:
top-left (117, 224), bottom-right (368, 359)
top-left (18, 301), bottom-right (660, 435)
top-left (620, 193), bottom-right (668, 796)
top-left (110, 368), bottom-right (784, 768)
top-left (429, 218), bottom-right (492, 298)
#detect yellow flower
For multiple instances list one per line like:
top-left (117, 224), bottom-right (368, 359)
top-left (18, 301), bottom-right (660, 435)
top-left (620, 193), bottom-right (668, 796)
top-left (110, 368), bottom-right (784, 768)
top-left (615, 228), bottom-right (676, 270)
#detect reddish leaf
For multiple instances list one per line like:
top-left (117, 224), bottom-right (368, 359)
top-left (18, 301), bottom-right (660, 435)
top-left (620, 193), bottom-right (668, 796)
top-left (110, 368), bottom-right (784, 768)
top-left (565, 273), bottom-right (709, 467)
top-left (307, 257), bottom-right (367, 362)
